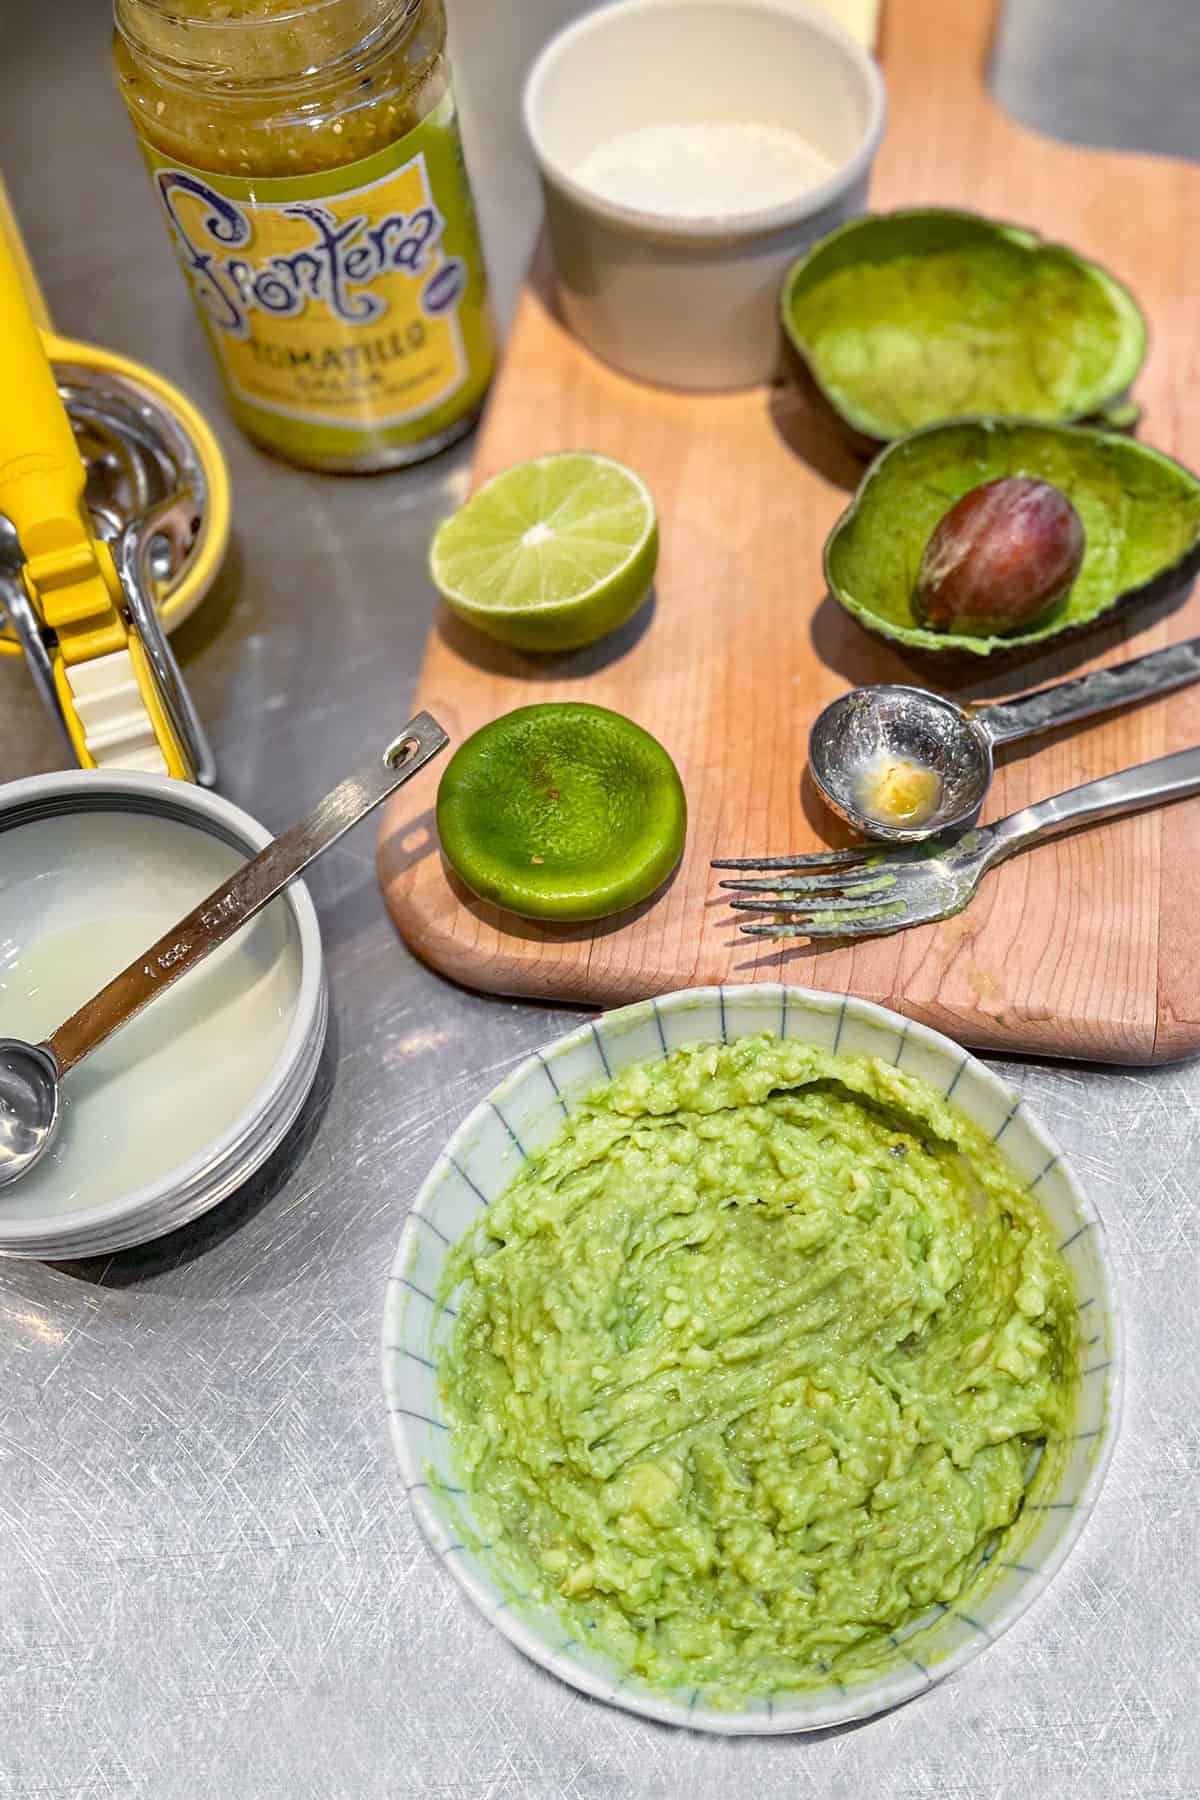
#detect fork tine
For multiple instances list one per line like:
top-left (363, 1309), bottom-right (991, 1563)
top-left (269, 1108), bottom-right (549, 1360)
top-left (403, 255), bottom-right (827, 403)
top-left (738, 919), bottom-right (883, 940)
top-left (711, 847), bottom-right (871, 872)
top-left (728, 895), bottom-right (899, 915)
top-left (719, 872), bottom-right (896, 895)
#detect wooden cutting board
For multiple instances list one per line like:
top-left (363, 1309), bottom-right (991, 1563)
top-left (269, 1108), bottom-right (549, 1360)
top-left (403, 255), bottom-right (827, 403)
top-left (379, 0), bottom-right (1200, 1064)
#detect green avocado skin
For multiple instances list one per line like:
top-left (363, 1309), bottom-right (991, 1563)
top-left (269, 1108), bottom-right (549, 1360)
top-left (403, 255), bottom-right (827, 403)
top-left (825, 417), bottom-right (1200, 659)
top-left (781, 208), bottom-right (1148, 442)
top-left (438, 1036), bottom-right (1079, 1705)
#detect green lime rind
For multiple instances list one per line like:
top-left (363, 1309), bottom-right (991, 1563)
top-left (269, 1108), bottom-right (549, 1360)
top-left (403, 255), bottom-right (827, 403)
top-left (781, 208), bottom-right (1148, 444)
top-left (436, 702), bottom-right (686, 922)
top-left (824, 417), bottom-right (1200, 660)
top-left (429, 451), bottom-right (659, 653)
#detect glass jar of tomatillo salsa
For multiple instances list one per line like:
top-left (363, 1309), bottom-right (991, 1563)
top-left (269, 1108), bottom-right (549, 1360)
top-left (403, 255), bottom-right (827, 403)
top-left (114, 0), bottom-right (495, 472)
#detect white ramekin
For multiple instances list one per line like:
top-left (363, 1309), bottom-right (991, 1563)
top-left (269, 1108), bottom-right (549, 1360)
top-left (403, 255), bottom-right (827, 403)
top-left (523, 0), bottom-right (887, 389)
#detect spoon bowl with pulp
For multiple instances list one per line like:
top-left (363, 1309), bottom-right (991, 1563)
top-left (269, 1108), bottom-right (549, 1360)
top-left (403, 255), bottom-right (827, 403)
top-left (810, 636), bottom-right (1200, 844)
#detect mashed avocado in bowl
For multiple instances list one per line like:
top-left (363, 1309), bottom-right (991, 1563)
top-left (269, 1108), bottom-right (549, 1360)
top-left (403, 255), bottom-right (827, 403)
top-left (384, 988), bottom-right (1119, 1733)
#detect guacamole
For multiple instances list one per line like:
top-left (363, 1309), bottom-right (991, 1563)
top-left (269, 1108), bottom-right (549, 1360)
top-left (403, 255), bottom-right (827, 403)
top-left (438, 1035), bottom-right (1078, 1701)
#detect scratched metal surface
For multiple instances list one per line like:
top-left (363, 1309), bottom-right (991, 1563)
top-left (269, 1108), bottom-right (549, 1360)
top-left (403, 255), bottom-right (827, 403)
top-left (0, 1), bottom-right (1197, 1794)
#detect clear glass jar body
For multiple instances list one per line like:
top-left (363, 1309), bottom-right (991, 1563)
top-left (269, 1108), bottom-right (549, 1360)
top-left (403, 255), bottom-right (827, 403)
top-left (114, 0), bottom-right (495, 472)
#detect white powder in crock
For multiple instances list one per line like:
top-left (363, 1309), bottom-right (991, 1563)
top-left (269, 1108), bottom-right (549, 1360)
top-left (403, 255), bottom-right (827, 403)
top-left (572, 120), bottom-right (835, 217)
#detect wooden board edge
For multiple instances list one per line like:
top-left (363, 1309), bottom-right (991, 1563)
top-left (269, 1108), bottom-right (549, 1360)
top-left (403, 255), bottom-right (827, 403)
top-left (381, 846), bottom-right (1184, 1063)
top-left (1150, 998), bottom-right (1200, 1065)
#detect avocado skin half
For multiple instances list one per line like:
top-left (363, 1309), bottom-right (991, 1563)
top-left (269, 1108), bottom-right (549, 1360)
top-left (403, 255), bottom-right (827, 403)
top-left (780, 207), bottom-right (1149, 447)
top-left (823, 417), bottom-right (1200, 666)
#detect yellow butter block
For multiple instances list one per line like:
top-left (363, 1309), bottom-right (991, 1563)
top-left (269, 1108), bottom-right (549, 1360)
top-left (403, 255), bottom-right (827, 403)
top-left (835, 0), bottom-right (880, 47)
top-left (779, 0), bottom-right (880, 48)
top-left (655, 0), bottom-right (881, 50)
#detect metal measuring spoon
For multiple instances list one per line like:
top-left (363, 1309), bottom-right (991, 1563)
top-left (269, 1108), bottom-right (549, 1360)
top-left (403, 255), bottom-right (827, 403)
top-left (0, 714), bottom-right (448, 1190)
top-left (809, 637), bottom-right (1200, 844)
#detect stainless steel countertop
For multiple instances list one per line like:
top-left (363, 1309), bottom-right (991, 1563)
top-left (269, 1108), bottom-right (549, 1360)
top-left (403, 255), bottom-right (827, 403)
top-left (1, 4), bottom-right (1197, 1795)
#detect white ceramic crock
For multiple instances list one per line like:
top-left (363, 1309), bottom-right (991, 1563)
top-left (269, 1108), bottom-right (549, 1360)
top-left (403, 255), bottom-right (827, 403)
top-left (523, 0), bottom-right (887, 389)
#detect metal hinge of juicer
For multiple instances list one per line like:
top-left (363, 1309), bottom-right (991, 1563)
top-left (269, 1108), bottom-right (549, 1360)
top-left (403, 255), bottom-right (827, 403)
top-left (0, 181), bottom-right (221, 786)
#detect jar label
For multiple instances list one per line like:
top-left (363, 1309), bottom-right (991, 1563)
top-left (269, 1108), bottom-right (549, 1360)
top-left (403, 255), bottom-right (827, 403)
top-left (137, 92), bottom-right (493, 444)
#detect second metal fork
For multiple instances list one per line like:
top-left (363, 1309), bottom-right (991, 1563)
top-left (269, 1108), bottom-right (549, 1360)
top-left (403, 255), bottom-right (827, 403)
top-left (715, 745), bottom-right (1200, 940)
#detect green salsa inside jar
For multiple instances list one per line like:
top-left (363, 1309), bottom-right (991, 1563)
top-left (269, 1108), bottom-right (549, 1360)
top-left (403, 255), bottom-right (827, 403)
top-left (114, 0), bottom-right (495, 470)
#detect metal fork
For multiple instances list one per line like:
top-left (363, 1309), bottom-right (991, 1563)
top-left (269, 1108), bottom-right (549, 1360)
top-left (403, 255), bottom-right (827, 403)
top-left (714, 745), bottom-right (1200, 940)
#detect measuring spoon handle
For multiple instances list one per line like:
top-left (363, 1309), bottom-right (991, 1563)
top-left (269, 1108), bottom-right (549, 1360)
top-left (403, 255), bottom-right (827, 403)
top-left (45, 713), bottom-right (448, 1078)
top-left (976, 637), bottom-right (1200, 748)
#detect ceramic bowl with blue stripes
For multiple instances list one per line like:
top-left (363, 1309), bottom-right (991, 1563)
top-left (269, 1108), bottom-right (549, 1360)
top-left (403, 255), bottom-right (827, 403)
top-left (381, 985), bottom-right (1120, 1735)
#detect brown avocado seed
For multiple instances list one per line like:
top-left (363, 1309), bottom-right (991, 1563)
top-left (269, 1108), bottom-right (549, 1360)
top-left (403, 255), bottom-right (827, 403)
top-left (914, 476), bottom-right (1086, 636)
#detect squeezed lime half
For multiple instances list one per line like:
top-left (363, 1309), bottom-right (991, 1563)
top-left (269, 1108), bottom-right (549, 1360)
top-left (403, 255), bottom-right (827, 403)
top-left (429, 451), bottom-right (658, 652)
top-left (436, 702), bottom-right (686, 921)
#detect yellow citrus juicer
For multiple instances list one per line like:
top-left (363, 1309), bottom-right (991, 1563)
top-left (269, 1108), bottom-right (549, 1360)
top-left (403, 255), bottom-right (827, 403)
top-left (0, 178), bottom-right (230, 783)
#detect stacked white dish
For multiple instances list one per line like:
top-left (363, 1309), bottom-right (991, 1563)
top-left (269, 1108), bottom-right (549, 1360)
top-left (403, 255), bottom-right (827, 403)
top-left (0, 770), bottom-right (326, 1258)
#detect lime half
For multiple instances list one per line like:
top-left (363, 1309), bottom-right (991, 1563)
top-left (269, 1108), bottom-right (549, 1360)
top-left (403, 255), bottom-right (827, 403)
top-left (437, 703), bottom-right (686, 922)
top-left (429, 451), bottom-right (658, 652)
